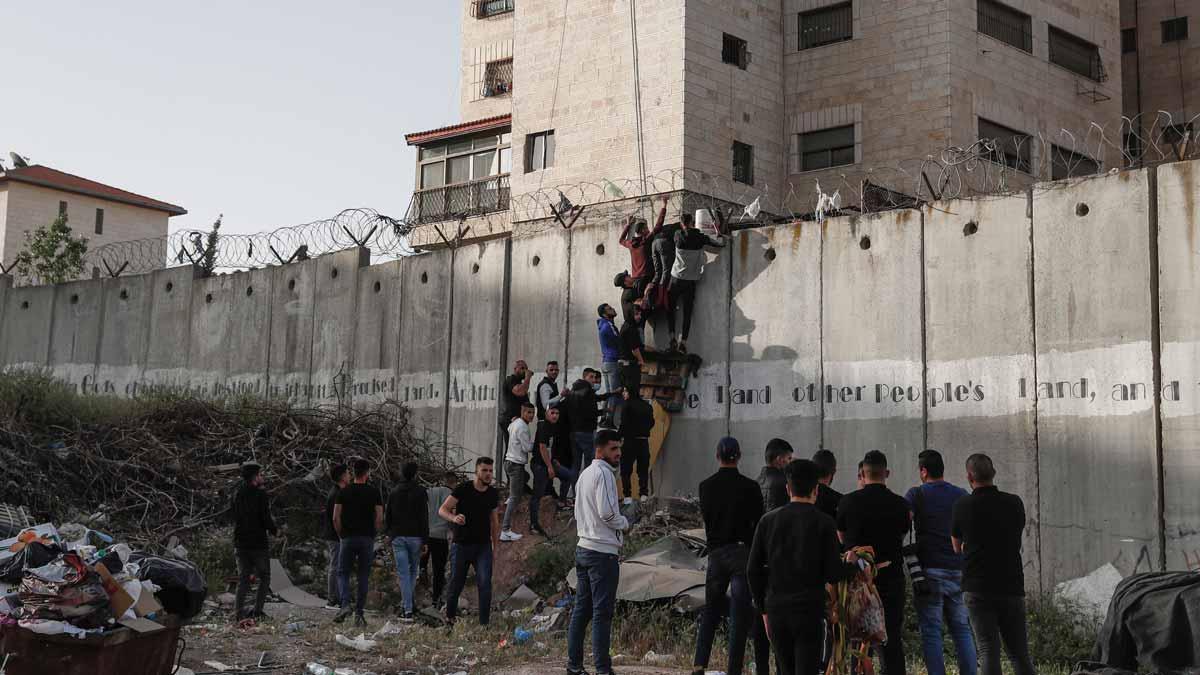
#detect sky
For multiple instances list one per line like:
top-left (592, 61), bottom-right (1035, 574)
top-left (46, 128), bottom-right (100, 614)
top-left (4, 1), bottom-right (461, 236)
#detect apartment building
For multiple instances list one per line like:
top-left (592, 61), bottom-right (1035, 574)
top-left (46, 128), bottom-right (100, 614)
top-left (404, 0), bottom-right (1121, 240)
top-left (0, 163), bottom-right (186, 272)
top-left (1121, 0), bottom-right (1198, 159)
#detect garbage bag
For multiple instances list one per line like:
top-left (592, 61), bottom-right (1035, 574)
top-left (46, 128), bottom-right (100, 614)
top-left (129, 553), bottom-right (207, 620)
top-left (0, 541), bottom-right (63, 584)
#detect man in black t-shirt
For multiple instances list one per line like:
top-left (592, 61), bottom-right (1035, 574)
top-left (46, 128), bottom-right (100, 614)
top-left (952, 454), bottom-right (1034, 675)
top-left (322, 463), bottom-right (350, 610)
top-left (836, 450), bottom-right (911, 675)
top-left (813, 449), bottom-right (844, 520)
top-left (499, 360), bottom-right (532, 453)
top-left (531, 405), bottom-right (577, 536)
top-left (333, 458), bottom-right (383, 626)
top-left (439, 457), bottom-right (501, 625)
top-left (618, 388), bottom-right (654, 504)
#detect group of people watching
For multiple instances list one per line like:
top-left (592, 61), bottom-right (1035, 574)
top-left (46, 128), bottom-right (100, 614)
top-left (684, 440), bottom-right (1033, 675)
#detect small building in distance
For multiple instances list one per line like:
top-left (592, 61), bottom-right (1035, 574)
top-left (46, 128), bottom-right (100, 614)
top-left (1120, 0), bottom-right (1199, 160)
top-left (0, 162), bottom-right (187, 274)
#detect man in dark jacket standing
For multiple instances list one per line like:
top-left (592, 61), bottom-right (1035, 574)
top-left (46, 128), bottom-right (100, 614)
top-left (233, 462), bottom-right (277, 621)
top-left (387, 462), bottom-right (428, 621)
top-left (565, 369), bottom-right (603, 493)
top-left (813, 449), bottom-right (844, 520)
top-left (618, 387), bottom-right (654, 504)
top-left (323, 463), bottom-right (350, 610)
top-left (693, 437), bottom-right (765, 675)
top-left (757, 438), bottom-right (793, 512)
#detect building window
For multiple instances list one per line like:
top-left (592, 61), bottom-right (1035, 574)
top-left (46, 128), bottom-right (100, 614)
top-left (732, 141), bottom-right (754, 185)
top-left (525, 130), bottom-right (555, 172)
top-left (799, 3), bottom-right (853, 50)
top-left (722, 33), bottom-right (750, 69)
top-left (977, 0), bottom-right (1032, 53)
top-left (58, 201), bottom-right (68, 217)
top-left (483, 58), bottom-right (513, 97)
top-left (95, 208), bottom-right (104, 235)
top-left (1160, 123), bottom-right (1193, 147)
top-left (417, 131), bottom-right (511, 189)
top-left (1051, 146), bottom-right (1100, 180)
top-left (797, 125), bottom-right (856, 172)
top-left (1162, 17), bottom-right (1188, 43)
top-left (1122, 28), bottom-right (1137, 53)
top-left (472, 0), bottom-right (514, 19)
top-left (1049, 26), bottom-right (1103, 80)
top-left (978, 118), bottom-right (1032, 173)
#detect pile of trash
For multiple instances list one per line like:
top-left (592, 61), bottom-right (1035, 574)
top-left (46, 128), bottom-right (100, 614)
top-left (0, 521), bottom-right (207, 639)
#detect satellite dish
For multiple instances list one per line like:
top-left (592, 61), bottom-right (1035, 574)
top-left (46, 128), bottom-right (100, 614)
top-left (9, 152), bottom-right (29, 168)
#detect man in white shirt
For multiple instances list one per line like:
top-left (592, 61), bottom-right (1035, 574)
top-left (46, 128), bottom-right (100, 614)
top-left (567, 428), bottom-right (629, 675)
top-left (500, 401), bottom-right (536, 542)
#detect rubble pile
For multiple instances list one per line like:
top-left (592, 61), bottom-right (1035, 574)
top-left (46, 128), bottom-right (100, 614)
top-left (0, 383), bottom-right (454, 548)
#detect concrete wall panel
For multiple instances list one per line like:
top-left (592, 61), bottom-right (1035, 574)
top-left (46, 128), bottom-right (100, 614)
top-left (267, 258), bottom-right (318, 403)
top-left (0, 284), bottom-right (54, 370)
top-left (143, 267), bottom-right (200, 390)
top-left (226, 269), bottom-right (274, 397)
top-left (95, 275), bottom-right (151, 397)
top-left (507, 231), bottom-right (571, 408)
top-left (47, 279), bottom-right (103, 393)
top-left (310, 249), bottom-right (370, 407)
top-left (822, 211), bottom-right (925, 494)
top-left (397, 251), bottom-right (452, 443)
top-left (566, 225), bottom-right (629, 382)
top-left (1033, 170), bottom-right (1159, 584)
top-left (447, 241), bottom-right (508, 466)
top-left (729, 223), bottom-right (823, 480)
top-left (1155, 160), bottom-right (1200, 572)
top-left (924, 196), bottom-right (1040, 588)
top-left (187, 274), bottom-right (234, 396)
top-left (351, 260), bottom-right (402, 408)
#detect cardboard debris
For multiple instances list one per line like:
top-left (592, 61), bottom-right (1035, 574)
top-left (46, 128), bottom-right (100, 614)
top-left (95, 562), bottom-right (136, 618)
top-left (568, 532), bottom-right (706, 607)
top-left (505, 584), bottom-right (541, 610)
top-left (118, 617), bottom-right (165, 634)
top-left (269, 558), bottom-right (326, 608)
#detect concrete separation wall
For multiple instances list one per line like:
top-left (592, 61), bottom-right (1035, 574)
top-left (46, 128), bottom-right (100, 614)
top-left (7, 162), bottom-right (1200, 585)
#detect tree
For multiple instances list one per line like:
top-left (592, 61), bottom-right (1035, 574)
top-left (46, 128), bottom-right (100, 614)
top-left (12, 214), bottom-right (89, 285)
top-left (196, 214), bottom-right (221, 277)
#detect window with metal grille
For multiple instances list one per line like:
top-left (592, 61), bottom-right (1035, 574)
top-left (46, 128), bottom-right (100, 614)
top-left (1051, 145), bottom-right (1100, 180)
top-left (1162, 17), bottom-right (1188, 43)
top-left (799, 3), bottom-right (853, 50)
top-left (483, 58), bottom-right (513, 97)
top-left (797, 125), bottom-right (855, 172)
top-left (1122, 28), bottom-right (1137, 53)
top-left (525, 130), bottom-right (555, 172)
top-left (977, 0), bottom-right (1032, 52)
top-left (95, 208), bottom-right (104, 235)
top-left (722, 33), bottom-right (750, 69)
top-left (978, 118), bottom-right (1032, 173)
top-left (732, 141), bottom-right (754, 185)
top-left (472, 0), bottom-right (514, 19)
top-left (1049, 26), bottom-right (1103, 80)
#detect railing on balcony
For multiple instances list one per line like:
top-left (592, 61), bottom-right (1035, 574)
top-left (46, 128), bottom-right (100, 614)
top-left (472, 0), bottom-right (514, 19)
top-left (406, 175), bottom-right (510, 225)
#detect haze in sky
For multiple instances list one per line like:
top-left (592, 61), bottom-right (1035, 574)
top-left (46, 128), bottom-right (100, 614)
top-left (4, 1), bottom-right (461, 236)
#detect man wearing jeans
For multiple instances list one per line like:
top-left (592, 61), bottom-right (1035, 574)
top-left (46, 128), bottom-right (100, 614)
top-left (531, 405), bottom-right (576, 536)
top-left (564, 369), bottom-right (603, 493)
top-left (386, 462), bottom-right (427, 622)
top-left (596, 304), bottom-right (622, 426)
top-left (322, 463), bottom-right (349, 610)
top-left (440, 457), bottom-right (501, 626)
top-left (500, 402), bottom-right (536, 542)
top-left (693, 437), bottom-right (765, 675)
top-left (333, 458), bottom-right (383, 627)
top-left (905, 450), bottom-right (976, 675)
top-left (952, 454), bottom-right (1035, 675)
top-left (567, 429), bottom-right (628, 675)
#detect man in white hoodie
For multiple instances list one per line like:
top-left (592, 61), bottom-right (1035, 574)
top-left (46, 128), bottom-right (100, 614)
top-left (567, 428), bottom-right (629, 675)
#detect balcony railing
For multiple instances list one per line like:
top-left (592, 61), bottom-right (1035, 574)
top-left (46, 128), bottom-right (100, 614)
top-left (406, 175), bottom-right (510, 225)
top-left (472, 0), bottom-right (514, 19)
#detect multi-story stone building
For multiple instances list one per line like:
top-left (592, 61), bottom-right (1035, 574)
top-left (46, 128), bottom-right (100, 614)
top-left (405, 0), bottom-right (1122, 240)
top-left (0, 163), bottom-right (186, 273)
top-left (1121, 0), bottom-right (1197, 159)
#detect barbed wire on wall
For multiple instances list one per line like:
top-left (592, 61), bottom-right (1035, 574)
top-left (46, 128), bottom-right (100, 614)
top-left (34, 111), bottom-right (1198, 285)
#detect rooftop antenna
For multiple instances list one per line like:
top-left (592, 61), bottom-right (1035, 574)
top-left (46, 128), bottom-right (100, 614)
top-left (8, 152), bottom-right (29, 168)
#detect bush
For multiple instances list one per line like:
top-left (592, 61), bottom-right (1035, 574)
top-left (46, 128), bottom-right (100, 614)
top-left (525, 535), bottom-right (577, 598)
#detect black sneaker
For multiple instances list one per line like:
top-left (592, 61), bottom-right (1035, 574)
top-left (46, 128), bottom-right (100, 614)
top-left (532, 525), bottom-right (550, 538)
top-left (567, 669), bottom-right (591, 675)
top-left (353, 614), bottom-right (367, 628)
top-left (332, 608), bottom-right (352, 624)
top-left (400, 611), bottom-right (415, 623)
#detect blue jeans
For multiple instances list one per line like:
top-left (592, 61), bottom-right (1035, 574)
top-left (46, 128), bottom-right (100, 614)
top-left (532, 462), bottom-right (577, 529)
top-left (338, 536), bottom-right (374, 615)
top-left (571, 432), bottom-right (594, 491)
top-left (567, 547), bottom-right (620, 673)
top-left (391, 536), bottom-right (423, 613)
top-left (915, 568), bottom-right (977, 675)
top-left (446, 543), bottom-right (493, 625)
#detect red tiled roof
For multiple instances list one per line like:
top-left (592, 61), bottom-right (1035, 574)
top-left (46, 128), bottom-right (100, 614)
top-left (405, 114), bottom-right (512, 146)
top-left (0, 165), bottom-right (187, 215)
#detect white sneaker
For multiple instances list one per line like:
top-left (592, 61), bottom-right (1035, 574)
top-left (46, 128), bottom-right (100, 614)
top-left (622, 497), bottom-right (633, 506)
top-left (500, 530), bottom-right (523, 542)
top-left (639, 495), bottom-right (650, 503)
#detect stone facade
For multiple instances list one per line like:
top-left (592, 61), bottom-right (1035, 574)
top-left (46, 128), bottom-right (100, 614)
top-left (0, 181), bottom-right (173, 273)
top-left (1121, 0), bottom-right (1199, 140)
top-left (417, 0), bottom-right (1122, 236)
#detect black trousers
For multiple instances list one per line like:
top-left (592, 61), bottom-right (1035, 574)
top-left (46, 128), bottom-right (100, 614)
top-left (427, 537), bottom-right (449, 605)
top-left (667, 278), bottom-right (698, 340)
top-left (965, 593), bottom-right (1035, 675)
top-left (767, 608), bottom-right (824, 675)
top-left (235, 547), bottom-right (271, 618)
top-left (619, 438), bottom-right (650, 499)
top-left (876, 571), bottom-right (907, 675)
